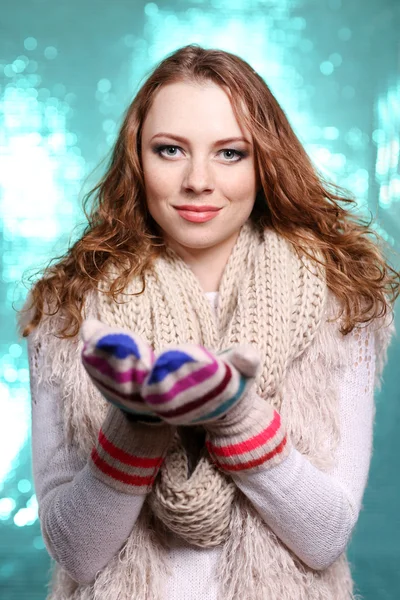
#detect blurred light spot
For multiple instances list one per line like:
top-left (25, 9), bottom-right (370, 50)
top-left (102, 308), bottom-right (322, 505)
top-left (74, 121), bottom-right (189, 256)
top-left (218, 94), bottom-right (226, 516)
top-left (65, 92), bottom-right (77, 104)
top-left (106, 134), bottom-right (117, 146)
top-left (0, 497), bottom-right (16, 520)
top-left (18, 369), bottom-right (30, 384)
top-left (33, 536), bottom-right (45, 550)
top-left (320, 61), bottom-right (334, 76)
top-left (379, 185), bottom-right (391, 206)
top-left (25, 60), bottom-right (38, 73)
top-left (123, 34), bottom-right (136, 48)
top-left (329, 53), bottom-right (342, 67)
top-left (4, 65), bottom-right (16, 78)
top-left (145, 2), bottom-right (159, 17)
top-left (372, 129), bottom-right (385, 144)
top-left (14, 507), bottom-right (36, 526)
top-left (18, 479), bottom-right (32, 493)
top-left (376, 147), bottom-right (388, 176)
top-left (48, 132), bottom-right (66, 152)
top-left (309, 125), bottom-right (322, 139)
top-left (53, 83), bottom-right (67, 97)
top-left (388, 176), bottom-right (400, 202)
top-left (299, 39), bottom-right (313, 53)
top-left (330, 153), bottom-right (347, 169)
top-left (292, 17), bottom-right (306, 30)
top-left (12, 59), bottom-right (27, 74)
top-left (102, 119), bottom-right (116, 133)
top-left (66, 132), bottom-right (78, 145)
top-left (314, 147), bottom-right (332, 163)
top-left (13, 494), bottom-right (38, 527)
top-left (323, 126), bottom-right (339, 140)
top-left (37, 87), bottom-right (51, 100)
top-left (9, 344), bottom-right (22, 358)
top-left (97, 78), bottom-right (112, 93)
top-left (0, 561), bottom-right (15, 578)
top-left (338, 27), bottom-right (352, 41)
top-left (44, 46), bottom-right (58, 60)
top-left (345, 127), bottom-right (363, 146)
top-left (4, 367), bottom-right (18, 383)
top-left (165, 14), bottom-right (179, 27)
top-left (24, 37), bottom-right (38, 51)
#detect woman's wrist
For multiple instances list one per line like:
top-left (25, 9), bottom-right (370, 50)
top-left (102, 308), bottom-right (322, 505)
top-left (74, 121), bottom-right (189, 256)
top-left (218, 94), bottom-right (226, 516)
top-left (89, 404), bottom-right (176, 495)
top-left (204, 389), bottom-right (292, 474)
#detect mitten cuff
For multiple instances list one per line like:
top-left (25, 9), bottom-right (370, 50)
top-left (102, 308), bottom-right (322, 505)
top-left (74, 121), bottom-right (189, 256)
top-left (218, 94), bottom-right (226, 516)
top-left (205, 389), bottom-right (292, 475)
top-left (89, 404), bottom-right (176, 495)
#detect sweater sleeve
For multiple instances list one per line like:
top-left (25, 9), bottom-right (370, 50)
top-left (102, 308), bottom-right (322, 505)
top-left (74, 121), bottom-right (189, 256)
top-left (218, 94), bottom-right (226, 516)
top-left (28, 334), bottom-right (148, 585)
top-left (230, 325), bottom-right (376, 571)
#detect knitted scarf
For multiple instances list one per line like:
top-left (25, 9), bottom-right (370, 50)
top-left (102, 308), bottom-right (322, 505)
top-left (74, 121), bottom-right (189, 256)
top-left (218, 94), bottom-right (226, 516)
top-left (97, 219), bottom-right (328, 551)
top-left (26, 219), bottom-right (395, 600)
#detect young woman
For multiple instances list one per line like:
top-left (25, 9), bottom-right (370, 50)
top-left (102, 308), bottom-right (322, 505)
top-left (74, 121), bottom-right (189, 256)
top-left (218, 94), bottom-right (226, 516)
top-left (18, 44), bottom-right (398, 600)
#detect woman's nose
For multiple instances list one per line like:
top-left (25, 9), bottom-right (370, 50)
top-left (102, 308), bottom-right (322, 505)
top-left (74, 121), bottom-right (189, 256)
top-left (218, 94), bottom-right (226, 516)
top-left (182, 158), bottom-right (215, 194)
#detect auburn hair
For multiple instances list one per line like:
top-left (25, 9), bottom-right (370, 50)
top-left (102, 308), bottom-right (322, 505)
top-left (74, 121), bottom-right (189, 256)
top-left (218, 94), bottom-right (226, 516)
top-left (17, 43), bottom-right (399, 338)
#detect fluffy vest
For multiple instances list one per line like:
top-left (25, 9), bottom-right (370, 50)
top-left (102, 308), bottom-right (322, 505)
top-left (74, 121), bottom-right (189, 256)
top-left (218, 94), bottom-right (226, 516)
top-left (26, 221), bottom-right (395, 599)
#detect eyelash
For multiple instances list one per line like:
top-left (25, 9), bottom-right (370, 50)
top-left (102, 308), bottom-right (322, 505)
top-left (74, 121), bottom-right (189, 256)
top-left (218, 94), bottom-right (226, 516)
top-left (152, 144), bottom-right (247, 163)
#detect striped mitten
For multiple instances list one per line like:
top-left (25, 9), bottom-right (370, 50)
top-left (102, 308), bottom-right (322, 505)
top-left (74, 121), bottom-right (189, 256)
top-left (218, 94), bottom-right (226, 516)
top-left (140, 343), bottom-right (259, 426)
top-left (81, 318), bottom-right (161, 422)
top-left (89, 403), bottom-right (176, 495)
top-left (141, 344), bottom-right (292, 475)
top-left (204, 385), bottom-right (292, 476)
top-left (80, 319), bottom-right (176, 495)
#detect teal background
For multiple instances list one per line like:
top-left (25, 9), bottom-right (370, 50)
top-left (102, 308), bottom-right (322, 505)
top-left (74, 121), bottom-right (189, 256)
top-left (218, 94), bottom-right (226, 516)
top-left (1, 1), bottom-right (399, 598)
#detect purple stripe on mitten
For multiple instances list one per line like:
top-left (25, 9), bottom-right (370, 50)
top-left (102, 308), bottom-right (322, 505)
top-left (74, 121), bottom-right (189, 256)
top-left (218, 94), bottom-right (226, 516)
top-left (80, 319), bottom-right (159, 419)
top-left (141, 343), bottom-right (260, 426)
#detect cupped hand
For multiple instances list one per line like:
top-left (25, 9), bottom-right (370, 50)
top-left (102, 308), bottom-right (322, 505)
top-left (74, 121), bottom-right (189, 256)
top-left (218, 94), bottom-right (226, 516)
top-left (80, 318), bottom-right (161, 421)
top-left (140, 342), bottom-right (261, 426)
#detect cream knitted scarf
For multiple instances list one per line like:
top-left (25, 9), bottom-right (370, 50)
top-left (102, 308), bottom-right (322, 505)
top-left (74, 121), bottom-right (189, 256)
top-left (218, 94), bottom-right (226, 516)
top-left (96, 219), bottom-right (327, 551)
top-left (28, 218), bottom-right (394, 599)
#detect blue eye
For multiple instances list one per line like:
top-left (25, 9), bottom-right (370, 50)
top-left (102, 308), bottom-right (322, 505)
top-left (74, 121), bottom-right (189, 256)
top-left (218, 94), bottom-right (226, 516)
top-left (155, 145), bottom-right (180, 157)
top-left (152, 144), bottom-right (247, 163)
top-left (221, 149), bottom-right (246, 161)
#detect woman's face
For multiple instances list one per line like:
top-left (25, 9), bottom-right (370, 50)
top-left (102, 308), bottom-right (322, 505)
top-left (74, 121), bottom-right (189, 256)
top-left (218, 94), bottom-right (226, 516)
top-left (140, 80), bottom-right (258, 255)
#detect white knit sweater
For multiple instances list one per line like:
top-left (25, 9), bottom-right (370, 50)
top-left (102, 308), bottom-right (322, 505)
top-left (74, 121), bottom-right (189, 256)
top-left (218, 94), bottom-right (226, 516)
top-left (29, 291), bottom-right (376, 599)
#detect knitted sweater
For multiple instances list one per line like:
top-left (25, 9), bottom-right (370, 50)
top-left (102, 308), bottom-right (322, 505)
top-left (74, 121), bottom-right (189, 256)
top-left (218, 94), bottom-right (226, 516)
top-left (29, 290), bottom-right (381, 599)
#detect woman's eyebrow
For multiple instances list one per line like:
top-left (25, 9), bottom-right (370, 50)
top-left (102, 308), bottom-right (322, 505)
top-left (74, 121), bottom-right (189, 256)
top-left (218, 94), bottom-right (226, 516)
top-left (150, 132), bottom-right (251, 145)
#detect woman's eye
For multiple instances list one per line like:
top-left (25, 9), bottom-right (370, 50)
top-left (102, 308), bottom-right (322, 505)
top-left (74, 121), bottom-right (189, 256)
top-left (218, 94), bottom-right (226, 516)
top-left (221, 149), bottom-right (245, 162)
top-left (157, 145), bottom-right (181, 158)
top-left (153, 145), bottom-right (246, 163)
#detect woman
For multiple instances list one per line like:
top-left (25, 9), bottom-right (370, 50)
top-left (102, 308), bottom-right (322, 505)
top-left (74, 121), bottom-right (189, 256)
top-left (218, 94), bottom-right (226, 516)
top-left (18, 44), bottom-right (399, 600)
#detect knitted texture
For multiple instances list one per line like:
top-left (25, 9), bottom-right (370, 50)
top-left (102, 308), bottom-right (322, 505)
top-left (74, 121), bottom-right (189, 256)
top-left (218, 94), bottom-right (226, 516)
top-left (140, 342), bottom-right (291, 473)
top-left (82, 329), bottom-right (292, 474)
top-left (81, 318), bottom-right (160, 421)
top-left (205, 386), bottom-right (292, 473)
top-left (81, 321), bottom-right (258, 425)
top-left (92, 220), bottom-right (329, 555)
top-left (89, 404), bottom-right (175, 495)
top-left (142, 344), bottom-right (258, 424)
top-left (20, 219), bottom-right (396, 600)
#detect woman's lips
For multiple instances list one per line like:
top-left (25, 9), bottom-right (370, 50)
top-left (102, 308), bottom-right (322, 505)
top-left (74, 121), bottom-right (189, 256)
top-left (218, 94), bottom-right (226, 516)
top-left (174, 207), bottom-right (222, 223)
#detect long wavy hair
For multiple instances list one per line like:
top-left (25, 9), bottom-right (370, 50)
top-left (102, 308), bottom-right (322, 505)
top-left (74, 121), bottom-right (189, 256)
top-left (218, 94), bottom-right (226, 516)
top-left (17, 43), bottom-right (399, 339)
